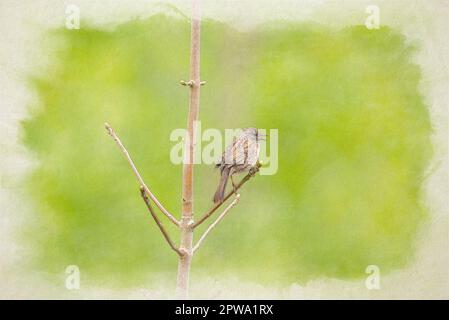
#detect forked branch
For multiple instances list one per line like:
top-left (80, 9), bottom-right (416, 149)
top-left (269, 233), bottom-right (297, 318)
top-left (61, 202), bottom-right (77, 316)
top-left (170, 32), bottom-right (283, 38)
top-left (140, 187), bottom-right (183, 256)
top-left (191, 163), bottom-right (261, 229)
top-left (105, 122), bottom-right (180, 226)
top-left (192, 194), bottom-right (240, 253)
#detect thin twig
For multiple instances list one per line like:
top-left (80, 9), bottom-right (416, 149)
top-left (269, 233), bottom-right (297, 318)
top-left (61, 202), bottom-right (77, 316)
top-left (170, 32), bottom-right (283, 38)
top-left (191, 163), bottom-right (260, 229)
top-left (105, 122), bottom-right (180, 226)
top-left (140, 187), bottom-right (183, 256)
top-left (192, 194), bottom-right (240, 253)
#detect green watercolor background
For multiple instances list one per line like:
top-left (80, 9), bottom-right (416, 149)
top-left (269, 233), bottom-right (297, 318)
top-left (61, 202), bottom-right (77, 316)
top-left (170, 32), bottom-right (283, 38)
top-left (21, 14), bottom-right (432, 287)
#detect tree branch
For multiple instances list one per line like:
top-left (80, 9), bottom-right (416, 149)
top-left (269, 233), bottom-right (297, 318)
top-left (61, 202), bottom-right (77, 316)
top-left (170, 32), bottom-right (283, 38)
top-left (176, 0), bottom-right (202, 299)
top-left (192, 194), bottom-right (240, 253)
top-left (140, 187), bottom-right (183, 256)
top-left (105, 122), bottom-right (180, 227)
top-left (191, 163), bottom-right (261, 229)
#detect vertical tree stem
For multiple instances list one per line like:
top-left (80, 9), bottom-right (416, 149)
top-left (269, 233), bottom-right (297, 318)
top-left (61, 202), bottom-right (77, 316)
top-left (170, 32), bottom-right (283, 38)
top-left (176, 0), bottom-right (201, 299)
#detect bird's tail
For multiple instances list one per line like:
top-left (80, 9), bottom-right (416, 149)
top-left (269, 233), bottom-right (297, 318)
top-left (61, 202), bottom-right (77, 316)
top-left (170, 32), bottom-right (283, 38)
top-left (213, 167), bottom-right (230, 203)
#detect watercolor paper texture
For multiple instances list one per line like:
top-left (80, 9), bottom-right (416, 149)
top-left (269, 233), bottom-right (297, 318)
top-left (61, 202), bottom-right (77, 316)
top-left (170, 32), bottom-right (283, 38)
top-left (1, 0), bottom-right (448, 299)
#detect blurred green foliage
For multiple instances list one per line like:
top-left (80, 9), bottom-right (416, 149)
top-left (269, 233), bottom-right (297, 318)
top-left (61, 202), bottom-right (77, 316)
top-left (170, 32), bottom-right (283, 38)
top-left (22, 15), bottom-right (431, 287)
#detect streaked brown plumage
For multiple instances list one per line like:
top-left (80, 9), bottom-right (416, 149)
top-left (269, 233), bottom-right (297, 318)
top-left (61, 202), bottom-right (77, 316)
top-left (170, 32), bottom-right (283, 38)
top-left (213, 127), bottom-right (262, 203)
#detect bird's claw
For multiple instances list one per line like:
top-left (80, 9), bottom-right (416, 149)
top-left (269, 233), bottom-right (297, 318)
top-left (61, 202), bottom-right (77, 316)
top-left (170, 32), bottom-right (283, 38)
top-left (249, 165), bottom-right (259, 177)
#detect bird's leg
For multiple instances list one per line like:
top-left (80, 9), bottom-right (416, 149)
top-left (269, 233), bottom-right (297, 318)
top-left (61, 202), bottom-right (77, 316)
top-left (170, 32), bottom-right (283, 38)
top-left (230, 174), bottom-right (238, 195)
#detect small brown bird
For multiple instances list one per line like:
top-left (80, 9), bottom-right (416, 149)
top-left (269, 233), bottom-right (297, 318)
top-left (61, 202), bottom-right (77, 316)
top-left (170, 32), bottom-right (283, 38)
top-left (213, 127), bottom-right (263, 203)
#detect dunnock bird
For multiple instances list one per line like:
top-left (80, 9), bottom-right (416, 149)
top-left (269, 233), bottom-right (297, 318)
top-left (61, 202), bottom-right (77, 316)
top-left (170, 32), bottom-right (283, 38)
top-left (213, 128), bottom-right (263, 203)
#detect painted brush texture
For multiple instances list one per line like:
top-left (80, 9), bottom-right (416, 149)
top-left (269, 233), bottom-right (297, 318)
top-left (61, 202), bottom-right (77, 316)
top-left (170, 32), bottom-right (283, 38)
top-left (22, 15), bottom-right (432, 286)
